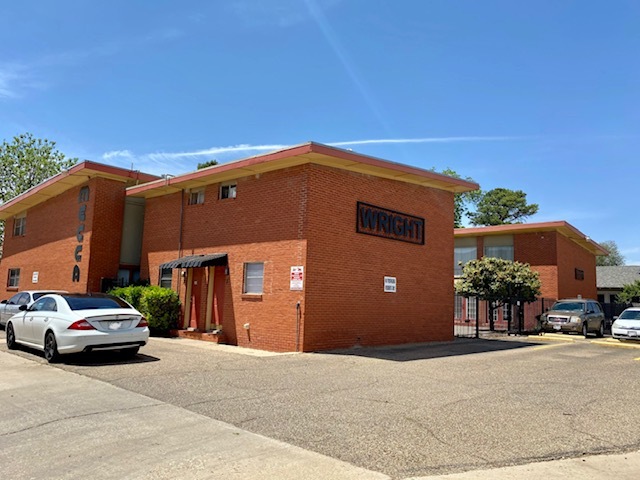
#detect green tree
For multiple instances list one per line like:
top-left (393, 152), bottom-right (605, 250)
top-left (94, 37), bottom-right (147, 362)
top-left (455, 257), bottom-right (542, 306)
top-left (618, 280), bottom-right (640, 304)
top-left (0, 133), bottom-right (76, 250)
top-left (197, 159), bottom-right (218, 169)
top-left (432, 167), bottom-right (481, 228)
top-left (596, 240), bottom-right (625, 266)
top-left (467, 188), bottom-right (539, 226)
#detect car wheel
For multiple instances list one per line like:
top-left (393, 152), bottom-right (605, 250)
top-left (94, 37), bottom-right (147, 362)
top-left (120, 346), bottom-right (140, 358)
top-left (582, 322), bottom-right (589, 338)
top-left (6, 323), bottom-right (17, 350)
top-left (596, 322), bottom-right (604, 338)
top-left (44, 331), bottom-right (60, 363)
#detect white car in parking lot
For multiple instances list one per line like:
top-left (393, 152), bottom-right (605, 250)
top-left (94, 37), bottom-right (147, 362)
top-left (611, 307), bottom-right (640, 342)
top-left (5, 293), bottom-right (149, 362)
top-left (0, 290), bottom-right (67, 328)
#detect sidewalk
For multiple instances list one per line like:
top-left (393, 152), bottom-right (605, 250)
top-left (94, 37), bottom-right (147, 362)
top-left (1, 348), bottom-right (639, 479)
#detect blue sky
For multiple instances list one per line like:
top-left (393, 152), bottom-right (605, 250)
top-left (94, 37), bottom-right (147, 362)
top-left (1, 1), bottom-right (639, 263)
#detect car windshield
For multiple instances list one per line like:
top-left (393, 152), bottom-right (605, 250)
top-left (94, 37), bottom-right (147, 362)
top-left (619, 310), bottom-right (640, 320)
top-left (63, 295), bottom-right (132, 310)
top-left (551, 302), bottom-right (585, 312)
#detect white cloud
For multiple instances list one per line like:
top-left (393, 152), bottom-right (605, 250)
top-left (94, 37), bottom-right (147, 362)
top-left (102, 150), bottom-right (134, 160)
top-left (99, 136), bottom-right (524, 176)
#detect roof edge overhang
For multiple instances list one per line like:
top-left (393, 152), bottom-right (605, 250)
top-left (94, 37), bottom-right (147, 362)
top-left (126, 141), bottom-right (480, 199)
top-left (0, 161), bottom-right (160, 220)
top-left (454, 221), bottom-right (609, 256)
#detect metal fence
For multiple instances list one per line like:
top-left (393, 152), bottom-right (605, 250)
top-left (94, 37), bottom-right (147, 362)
top-left (454, 296), bottom-right (557, 338)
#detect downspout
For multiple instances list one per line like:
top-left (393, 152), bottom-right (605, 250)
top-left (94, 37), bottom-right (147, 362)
top-left (177, 189), bottom-right (185, 324)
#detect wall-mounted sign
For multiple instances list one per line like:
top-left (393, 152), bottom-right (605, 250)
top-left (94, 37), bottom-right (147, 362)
top-left (384, 276), bottom-right (397, 293)
top-left (290, 266), bottom-right (304, 291)
top-left (357, 202), bottom-right (425, 245)
top-left (32, 272), bottom-right (39, 284)
top-left (72, 186), bottom-right (90, 282)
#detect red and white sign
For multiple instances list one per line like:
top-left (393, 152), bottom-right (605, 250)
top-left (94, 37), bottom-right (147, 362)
top-left (290, 266), bottom-right (304, 291)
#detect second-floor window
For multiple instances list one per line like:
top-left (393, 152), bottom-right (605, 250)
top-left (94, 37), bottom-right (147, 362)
top-left (220, 183), bottom-right (236, 200)
top-left (13, 214), bottom-right (26, 236)
top-left (188, 188), bottom-right (205, 205)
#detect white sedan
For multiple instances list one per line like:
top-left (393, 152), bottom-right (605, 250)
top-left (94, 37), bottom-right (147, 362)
top-left (611, 307), bottom-right (640, 342)
top-left (5, 293), bottom-right (149, 362)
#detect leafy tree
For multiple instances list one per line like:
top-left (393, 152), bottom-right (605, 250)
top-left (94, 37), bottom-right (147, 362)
top-left (618, 280), bottom-right (640, 304)
top-left (432, 167), bottom-right (481, 228)
top-left (596, 240), bottom-right (625, 266)
top-left (0, 133), bottom-right (76, 251)
top-left (455, 257), bottom-right (542, 306)
top-left (197, 159), bottom-right (218, 169)
top-left (467, 188), bottom-right (539, 226)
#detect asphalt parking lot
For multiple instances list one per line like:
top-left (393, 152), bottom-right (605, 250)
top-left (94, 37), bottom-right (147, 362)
top-left (2, 330), bottom-right (640, 479)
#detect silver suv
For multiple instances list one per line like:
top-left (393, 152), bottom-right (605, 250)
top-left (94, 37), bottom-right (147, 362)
top-left (540, 298), bottom-right (605, 337)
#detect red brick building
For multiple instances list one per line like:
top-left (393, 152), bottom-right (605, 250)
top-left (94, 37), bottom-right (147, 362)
top-left (453, 222), bottom-right (608, 332)
top-left (128, 142), bottom-right (478, 352)
top-left (0, 162), bottom-right (158, 295)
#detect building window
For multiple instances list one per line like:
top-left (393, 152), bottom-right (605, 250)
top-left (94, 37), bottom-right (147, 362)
top-left (13, 213), bottom-right (26, 236)
top-left (454, 246), bottom-right (477, 276)
top-left (220, 183), bottom-right (237, 200)
top-left (454, 295), bottom-right (463, 319)
top-left (159, 268), bottom-right (173, 289)
top-left (7, 268), bottom-right (20, 288)
top-left (490, 302), bottom-right (499, 323)
top-left (467, 297), bottom-right (477, 320)
top-left (484, 245), bottom-right (514, 261)
top-left (243, 262), bottom-right (264, 294)
top-left (188, 188), bottom-right (205, 205)
top-left (483, 235), bottom-right (514, 261)
top-left (575, 268), bottom-right (584, 280)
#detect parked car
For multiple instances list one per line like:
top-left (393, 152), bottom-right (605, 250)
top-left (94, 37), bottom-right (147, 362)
top-left (611, 307), bottom-right (640, 342)
top-left (0, 290), bottom-right (67, 328)
top-left (540, 298), bottom-right (605, 337)
top-left (5, 293), bottom-right (149, 363)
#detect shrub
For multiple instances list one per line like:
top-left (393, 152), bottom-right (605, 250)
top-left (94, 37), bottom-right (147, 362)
top-left (139, 286), bottom-right (181, 332)
top-left (109, 285), bottom-right (146, 310)
top-left (109, 285), bottom-right (181, 333)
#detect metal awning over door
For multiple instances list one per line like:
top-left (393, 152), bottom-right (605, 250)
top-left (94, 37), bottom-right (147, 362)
top-left (159, 253), bottom-right (228, 269)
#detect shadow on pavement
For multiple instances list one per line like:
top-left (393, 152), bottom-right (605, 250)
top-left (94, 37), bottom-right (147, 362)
top-left (324, 337), bottom-right (543, 362)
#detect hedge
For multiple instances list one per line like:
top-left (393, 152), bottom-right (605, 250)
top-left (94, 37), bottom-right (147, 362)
top-left (109, 285), bottom-right (181, 333)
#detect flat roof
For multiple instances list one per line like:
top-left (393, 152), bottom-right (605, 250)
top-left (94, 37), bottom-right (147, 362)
top-left (126, 141), bottom-right (480, 199)
top-left (0, 161), bottom-right (159, 220)
top-left (454, 221), bottom-right (609, 256)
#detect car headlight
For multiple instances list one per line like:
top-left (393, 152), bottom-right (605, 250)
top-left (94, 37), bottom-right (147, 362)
top-left (570, 316), bottom-right (582, 323)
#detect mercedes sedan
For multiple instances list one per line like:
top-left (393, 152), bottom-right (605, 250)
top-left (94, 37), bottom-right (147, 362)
top-left (5, 293), bottom-right (149, 362)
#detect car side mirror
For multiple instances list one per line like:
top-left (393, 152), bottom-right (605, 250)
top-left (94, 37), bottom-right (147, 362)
top-left (18, 304), bottom-right (28, 311)
top-left (1, 300), bottom-right (6, 304)
top-left (613, 316), bottom-right (618, 320)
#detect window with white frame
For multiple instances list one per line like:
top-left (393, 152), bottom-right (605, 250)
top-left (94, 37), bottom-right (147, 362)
top-left (483, 235), bottom-right (514, 261)
top-left (188, 188), bottom-right (205, 205)
top-left (13, 213), bottom-right (26, 236)
top-left (467, 297), bottom-right (477, 320)
top-left (503, 302), bottom-right (511, 321)
top-left (243, 262), bottom-right (264, 294)
top-left (220, 183), bottom-right (237, 200)
top-left (491, 302), bottom-right (499, 323)
top-left (7, 268), bottom-right (20, 288)
top-left (454, 295), bottom-right (463, 319)
top-left (159, 268), bottom-right (173, 289)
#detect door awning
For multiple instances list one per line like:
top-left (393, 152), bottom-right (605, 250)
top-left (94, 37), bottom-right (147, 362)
top-left (159, 253), bottom-right (228, 269)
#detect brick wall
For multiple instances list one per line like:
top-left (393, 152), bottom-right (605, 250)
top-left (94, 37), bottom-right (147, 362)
top-left (140, 163), bottom-right (456, 352)
top-left (555, 233), bottom-right (597, 299)
top-left (303, 164), bottom-right (454, 350)
top-left (0, 178), bottom-right (127, 297)
top-left (515, 232), bottom-right (559, 298)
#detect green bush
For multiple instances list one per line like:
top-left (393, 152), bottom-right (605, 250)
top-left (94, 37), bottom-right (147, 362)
top-left (139, 286), bottom-right (181, 332)
top-left (109, 285), bottom-right (181, 333)
top-left (109, 285), bottom-right (146, 310)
